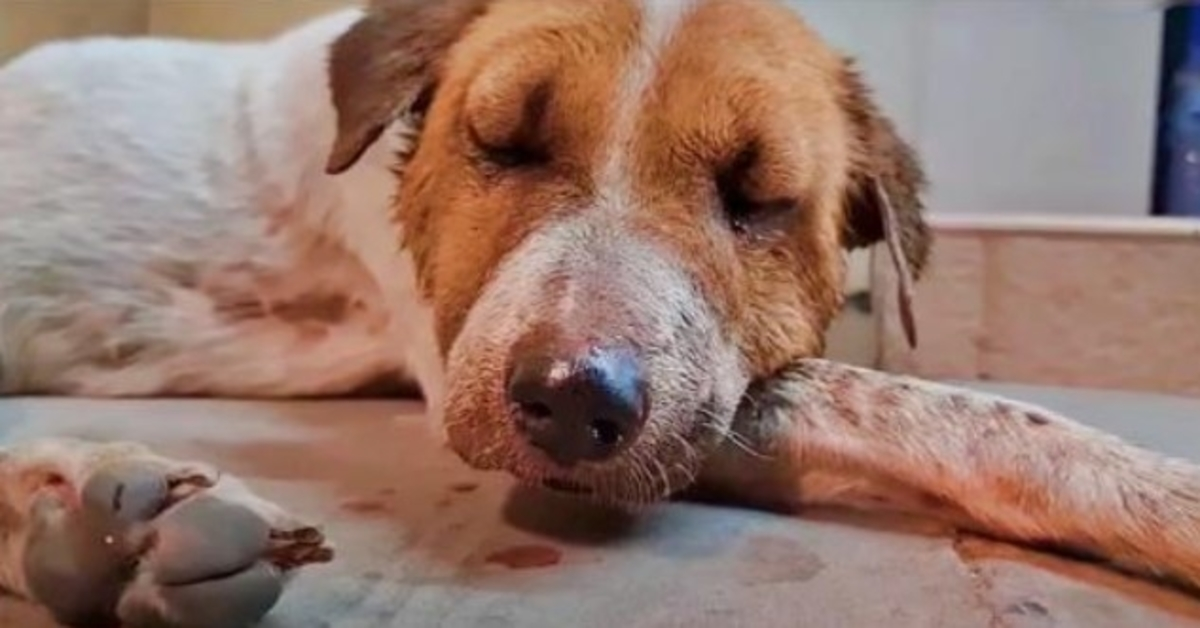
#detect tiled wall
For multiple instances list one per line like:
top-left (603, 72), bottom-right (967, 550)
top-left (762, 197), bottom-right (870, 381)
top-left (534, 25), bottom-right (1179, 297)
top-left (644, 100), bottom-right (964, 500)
top-left (874, 216), bottom-right (1200, 397)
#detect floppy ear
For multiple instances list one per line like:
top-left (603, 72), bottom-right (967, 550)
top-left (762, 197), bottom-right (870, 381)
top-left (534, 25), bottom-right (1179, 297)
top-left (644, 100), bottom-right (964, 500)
top-left (325, 0), bottom-right (493, 175)
top-left (837, 60), bottom-right (931, 348)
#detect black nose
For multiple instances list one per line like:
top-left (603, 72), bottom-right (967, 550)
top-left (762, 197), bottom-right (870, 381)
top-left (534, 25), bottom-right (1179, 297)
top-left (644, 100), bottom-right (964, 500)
top-left (507, 343), bottom-right (648, 467)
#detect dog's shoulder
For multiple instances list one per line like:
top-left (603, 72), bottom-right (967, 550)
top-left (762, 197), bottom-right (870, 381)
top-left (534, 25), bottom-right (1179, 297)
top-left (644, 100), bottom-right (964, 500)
top-left (0, 9), bottom-right (362, 120)
top-left (0, 10), bottom-right (364, 204)
top-left (2, 37), bottom-right (236, 100)
top-left (0, 36), bottom-right (254, 156)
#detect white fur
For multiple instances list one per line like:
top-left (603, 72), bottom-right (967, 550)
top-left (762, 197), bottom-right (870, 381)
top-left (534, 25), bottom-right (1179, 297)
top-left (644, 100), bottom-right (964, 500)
top-left (597, 0), bottom-right (698, 215)
top-left (0, 10), bottom-right (438, 400)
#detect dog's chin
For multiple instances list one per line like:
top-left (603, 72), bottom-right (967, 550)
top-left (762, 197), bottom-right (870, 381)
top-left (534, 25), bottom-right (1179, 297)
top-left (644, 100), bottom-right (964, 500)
top-left (444, 403), bottom-right (735, 506)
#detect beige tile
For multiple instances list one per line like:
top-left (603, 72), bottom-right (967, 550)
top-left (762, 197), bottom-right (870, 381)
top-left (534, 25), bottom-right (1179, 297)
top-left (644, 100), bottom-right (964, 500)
top-left (983, 234), bottom-right (1200, 396)
top-left (825, 306), bottom-right (876, 367)
top-left (876, 233), bottom-right (987, 378)
top-left (825, 248), bottom-right (878, 366)
top-left (878, 218), bottom-right (1200, 397)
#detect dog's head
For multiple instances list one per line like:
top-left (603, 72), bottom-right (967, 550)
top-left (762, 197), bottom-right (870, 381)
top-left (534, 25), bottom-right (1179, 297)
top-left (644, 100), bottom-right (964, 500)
top-left (325, 0), bottom-right (929, 503)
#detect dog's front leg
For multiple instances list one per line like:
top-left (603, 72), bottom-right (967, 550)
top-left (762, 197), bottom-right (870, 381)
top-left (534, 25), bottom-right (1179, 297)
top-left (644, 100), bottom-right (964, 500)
top-left (697, 359), bottom-right (1200, 590)
top-left (0, 438), bottom-right (333, 627)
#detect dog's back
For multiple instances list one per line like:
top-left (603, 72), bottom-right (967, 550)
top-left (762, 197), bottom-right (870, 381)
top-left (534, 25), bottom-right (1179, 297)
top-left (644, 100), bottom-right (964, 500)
top-left (0, 12), bottom-right (403, 397)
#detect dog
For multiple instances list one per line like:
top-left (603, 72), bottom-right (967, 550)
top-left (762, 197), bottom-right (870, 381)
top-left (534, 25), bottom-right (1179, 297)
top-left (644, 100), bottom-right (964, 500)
top-left (2, 1), bottom-right (1200, 625)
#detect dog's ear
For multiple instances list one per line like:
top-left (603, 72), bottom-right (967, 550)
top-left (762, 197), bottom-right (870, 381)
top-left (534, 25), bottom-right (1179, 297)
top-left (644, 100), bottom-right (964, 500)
top-left (837, 60), bottom-right (930, 348)
top-left (325, 0), bottom-right (493, 175)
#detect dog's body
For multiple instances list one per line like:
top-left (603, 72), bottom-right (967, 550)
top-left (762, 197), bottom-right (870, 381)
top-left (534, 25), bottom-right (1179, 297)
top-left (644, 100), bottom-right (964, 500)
top-left (0, 9), bottom-right (434, 402)
top-left (2, 1), bottom-right (1200, 625)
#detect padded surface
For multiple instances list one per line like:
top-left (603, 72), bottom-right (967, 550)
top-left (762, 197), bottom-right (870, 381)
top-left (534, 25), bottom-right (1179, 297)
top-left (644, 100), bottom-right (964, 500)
top-left (2, 382), bottom-right (1199, 627)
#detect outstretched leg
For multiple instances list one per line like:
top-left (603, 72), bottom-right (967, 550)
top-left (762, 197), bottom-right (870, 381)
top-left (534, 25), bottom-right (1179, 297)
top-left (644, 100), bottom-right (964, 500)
top-left (698, 359), bottom-right (1200, 590)
top-left (0, 438), bottom-right (333, 627)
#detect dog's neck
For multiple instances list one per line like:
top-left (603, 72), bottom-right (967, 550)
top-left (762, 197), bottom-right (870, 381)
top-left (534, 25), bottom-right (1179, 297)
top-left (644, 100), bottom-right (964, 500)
top-left (236, 10), bottom-right (397, 235)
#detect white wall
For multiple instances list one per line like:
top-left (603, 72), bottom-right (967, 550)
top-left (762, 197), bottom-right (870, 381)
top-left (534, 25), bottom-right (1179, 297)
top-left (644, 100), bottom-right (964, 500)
top-left (791, 0), bottom-right (1165, 218)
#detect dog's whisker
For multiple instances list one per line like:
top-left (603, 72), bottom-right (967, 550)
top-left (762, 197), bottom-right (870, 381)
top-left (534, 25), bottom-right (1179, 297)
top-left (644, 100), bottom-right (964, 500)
top-left (652, 458), bottom-right (672, 500)
top-left (692, 413), bottom-right (769, 461)
top-left (724, 431), bottom-right (769, 461)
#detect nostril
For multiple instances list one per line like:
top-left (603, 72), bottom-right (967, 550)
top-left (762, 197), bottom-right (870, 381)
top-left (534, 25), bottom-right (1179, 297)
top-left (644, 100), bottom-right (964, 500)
top-left (521, 401), bottom-right (553, 421)
top-left (589, 419), bottom-right (623, 448)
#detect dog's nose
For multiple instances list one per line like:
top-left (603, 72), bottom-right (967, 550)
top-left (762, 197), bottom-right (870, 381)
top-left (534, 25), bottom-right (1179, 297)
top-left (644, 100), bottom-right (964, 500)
top-left (507, 344), bottom-right (648, 467)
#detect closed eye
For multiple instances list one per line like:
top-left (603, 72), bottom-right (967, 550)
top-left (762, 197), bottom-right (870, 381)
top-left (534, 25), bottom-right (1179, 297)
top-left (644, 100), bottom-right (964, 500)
top-left (716, 145), bottom-right (798, 236)
top-left (467, 81), bottom-right (552, 171)
top-left (476, 137), bottom-right (548, 169)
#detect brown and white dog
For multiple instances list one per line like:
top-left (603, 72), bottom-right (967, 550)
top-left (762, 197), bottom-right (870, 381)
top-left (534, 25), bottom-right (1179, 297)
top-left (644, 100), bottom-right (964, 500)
top-left (1, 1), bottom-right (1199, 625)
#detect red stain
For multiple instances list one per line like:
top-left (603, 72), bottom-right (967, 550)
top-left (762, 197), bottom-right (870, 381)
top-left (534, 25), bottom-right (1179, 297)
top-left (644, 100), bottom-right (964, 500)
top-left (485, 544), bottom-right (562, 569)
top-left (450, 481), bottom-right (479, 493)
top-left (340, 497), bottom-right (390, 515)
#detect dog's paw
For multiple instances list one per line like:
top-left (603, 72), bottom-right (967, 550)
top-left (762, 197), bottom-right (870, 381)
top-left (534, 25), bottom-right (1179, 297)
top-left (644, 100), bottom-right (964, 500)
top-left (21, 457), bottom-right (333, 628)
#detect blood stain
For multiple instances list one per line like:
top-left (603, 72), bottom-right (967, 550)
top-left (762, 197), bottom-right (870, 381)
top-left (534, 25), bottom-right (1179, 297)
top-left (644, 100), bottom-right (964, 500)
top-left (484, 544), bottom-right (562, 569)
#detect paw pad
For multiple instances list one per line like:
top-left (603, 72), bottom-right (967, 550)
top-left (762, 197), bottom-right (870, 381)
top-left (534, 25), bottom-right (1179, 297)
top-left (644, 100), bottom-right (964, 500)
top-left (22, 461), bottom-right (332, 628)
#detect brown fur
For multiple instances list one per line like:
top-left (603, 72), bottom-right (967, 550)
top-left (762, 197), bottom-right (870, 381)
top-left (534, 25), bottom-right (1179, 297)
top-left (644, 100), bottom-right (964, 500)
top-left (326, 0), bottom-right (929, 374)
top-left (398, 0), bottom-right (642, 353)
top-left (627, 0), bottom-right (856, 372)
top-left (326, 0), bottom-right (496, 174)
top-left (837, 62), bottom-right (931, 277)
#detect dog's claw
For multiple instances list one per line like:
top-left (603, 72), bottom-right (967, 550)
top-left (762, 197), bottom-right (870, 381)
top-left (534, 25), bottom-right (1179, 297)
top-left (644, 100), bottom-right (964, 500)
top-left (21, 459), bottom-right (332, 628)
top-left (267, 524), bottom-right (333, 571)
top-left (268, 542), bottom-right (335, 571)
top-left (269, 525), bottom-right (324, 544)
